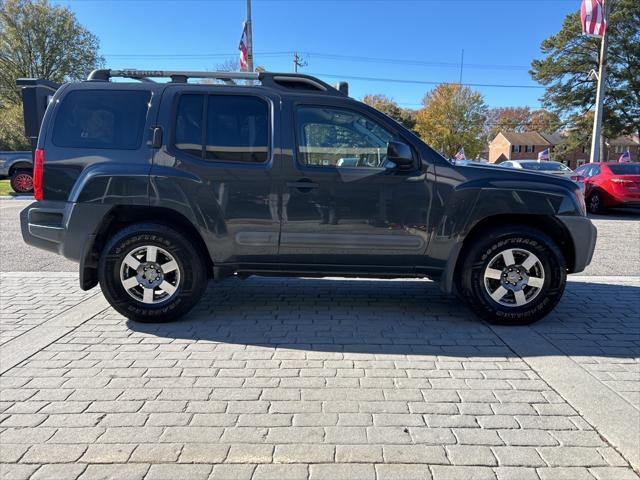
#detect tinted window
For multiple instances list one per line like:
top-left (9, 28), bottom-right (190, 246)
top-left (53, 90), bottom-right (150, 149)
top-left (296, 106), bottom-right (395, 168)
top-left (206, 96), bottom-right (268, 163)
top-left (175, 94), bottom-right (204, 158)
top-left (608, 164), bottom-right (640, 175)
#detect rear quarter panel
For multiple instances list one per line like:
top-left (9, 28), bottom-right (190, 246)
top-left (40, 82), bottom-right (162, 204)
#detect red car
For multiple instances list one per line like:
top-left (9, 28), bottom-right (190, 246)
top-left (575, 162), bottom-right (640, 213)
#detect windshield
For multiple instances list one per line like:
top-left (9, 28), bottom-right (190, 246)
top-left (519, 161), bottom-right (570, 172)
top-left (608, 164), bottom-right (640, 175)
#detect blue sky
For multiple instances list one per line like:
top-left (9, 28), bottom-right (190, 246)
top-left (55, 0), bottom-right (580, 109)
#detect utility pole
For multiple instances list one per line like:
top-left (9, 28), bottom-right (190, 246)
top-left (589, 0), bottom-right (609, 163)
top-left (246, 0), bottom-right (254, 72)
top-left (459, 49), bottom-right (464, 84)
top-left (293, 52), bottom-right (307, 73)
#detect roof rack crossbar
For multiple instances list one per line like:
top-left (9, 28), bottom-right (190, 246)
top-left (86, 69), bottom-right (348, 96)
top-left (87, 69), bottom-right (260, 83)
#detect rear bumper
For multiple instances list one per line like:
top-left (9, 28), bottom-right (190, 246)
top-left (21, 200), bottom-right (111, 264)
top-left (603, 189), bottom-right (640, 207)
top-left (556, 215), bottom-right (597, 273)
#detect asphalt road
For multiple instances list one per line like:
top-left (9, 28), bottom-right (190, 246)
top-left (1, 199), bottom-right (638, 276)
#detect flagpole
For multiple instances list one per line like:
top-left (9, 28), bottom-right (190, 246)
top-left (589, 0), bottom-right (609, 163)
top-left (246, 0), bottom-right (254, 72)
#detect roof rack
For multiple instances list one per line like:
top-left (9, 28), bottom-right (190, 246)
top-left (86, 69), bottom-right (349, 96)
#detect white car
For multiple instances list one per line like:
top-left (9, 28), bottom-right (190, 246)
top-left (500, 160), bottom-right (586, 193)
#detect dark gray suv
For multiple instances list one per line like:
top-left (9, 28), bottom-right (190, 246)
top-left (19, 70), bottom-right (597, 325)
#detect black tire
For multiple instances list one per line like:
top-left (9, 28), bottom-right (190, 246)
top-left (587, 191), bottom-right (604, 214)
top-left (98, 223), bottom-right (208, 323)
top-left (9, 169), bottom-right (34, 194)
top-left (457, 225), bottom-right (566, 325)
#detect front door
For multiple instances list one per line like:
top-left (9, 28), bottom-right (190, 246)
top-left (278, 102), bottom-right (431, 269)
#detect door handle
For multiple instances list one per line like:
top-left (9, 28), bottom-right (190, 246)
top-left (287, 181), bottom-right (319, 190)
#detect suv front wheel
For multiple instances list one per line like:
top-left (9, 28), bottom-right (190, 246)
top-left (457, 226), bottom-right (567, 325)
top-left (98, 223), bottom-right (208, 323)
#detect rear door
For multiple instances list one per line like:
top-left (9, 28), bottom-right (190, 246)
top-left (151, 85), bottom-right (281, 264)
top-left (277, 99), bottom-right (430, 268)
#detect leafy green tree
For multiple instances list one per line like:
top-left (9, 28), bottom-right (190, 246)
top-left (554, 111), bottom-right (593, 161)
top-left (362, 94), bottom-right (416, 131)
top-left (530, 0), bottom-right (639, 136)
top-left (0, 102), bottom-right (30, 150)
top-left (415, 84), bottom-right (487, 159)
top-left (0, 0), bottom-right (103, 149)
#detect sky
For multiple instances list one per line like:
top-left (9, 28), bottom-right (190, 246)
top-left (54, 0), bottom-right (582, 110)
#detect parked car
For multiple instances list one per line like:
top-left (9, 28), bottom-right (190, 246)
top-left (18, 69), bottom-right (596, 325)
top-left (575, 162), bottom-right (640, 214)
top-left (0, 151), bottom-right (34, 193)
top-left (500, 160), bottom-right (585, 194)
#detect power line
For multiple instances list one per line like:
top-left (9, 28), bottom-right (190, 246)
top-left (102, 51), bottom-right (531, 72)
top-left (309, 72), bottom-right (545, 89)
top-left (57, 0), bottom-right (578, 2)
top-left (102, 51), bottom-right (290, 58)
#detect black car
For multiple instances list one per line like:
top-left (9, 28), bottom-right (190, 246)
top-left (18, 70), bottom-right (596, 325)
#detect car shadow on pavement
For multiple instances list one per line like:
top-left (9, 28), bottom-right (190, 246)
top-left (127, 276), bottom-right (639, 359)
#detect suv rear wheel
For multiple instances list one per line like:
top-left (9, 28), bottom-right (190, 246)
top-left (98, 223), bottom-right (208, 323)
top-left (457, 226), bottom-right (566, 325)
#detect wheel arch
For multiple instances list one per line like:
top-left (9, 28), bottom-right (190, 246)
top-left (80, 205), bottom-right (213, 290)
top-left (441, 213), bottom-right (576, 294)
top-left (9, 162), bottom-right (33, 175)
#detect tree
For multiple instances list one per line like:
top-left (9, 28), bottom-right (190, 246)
top-left (0, 0), bottom-right (103, 149)
top-left (0, 102), bottom-right (30, 150)
top-left (554, 111), bottom-right (593, 161)
top-left (362, 94), bottom-right (416, 131)
top-left (530, 0), bottom-right (639, 137)
top-left (485, 107), bottom-right (531, 140)
top-left (528, 109), bottom-right (561, 134)
top-left (215, 58), bottom-right (240, 72)
top-left (415, 84), bottom-right (487, 159)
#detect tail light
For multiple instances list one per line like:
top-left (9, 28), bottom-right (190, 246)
top-left (570, 175), bottom-right (585, 183)
top-left (33, 148), bottom-right (44, 201)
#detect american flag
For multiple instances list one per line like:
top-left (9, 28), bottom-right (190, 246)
top-left (581, 0), bottom-right (606, 38)
top-left (538, 148), bottom-right (551, 161)
top-left (239, 23), bottom-right (249, 71)
top-left (619, 151), bottom-right (631, 163)
top-left (454, 148), bottom-right (466, 161)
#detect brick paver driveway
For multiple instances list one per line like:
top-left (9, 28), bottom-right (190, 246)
top-left (0, 273), bottom-right (638, 480)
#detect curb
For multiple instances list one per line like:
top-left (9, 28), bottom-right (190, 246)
top-left (0, 195), bottom-right (34, 201)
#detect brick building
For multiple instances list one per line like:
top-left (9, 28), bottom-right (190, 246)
top-left (489, 132), bottom-right (639, 169)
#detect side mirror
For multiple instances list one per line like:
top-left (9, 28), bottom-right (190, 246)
top-left (387, 141), bottom-right (414, 170)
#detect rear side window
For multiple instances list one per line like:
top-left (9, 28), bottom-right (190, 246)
top-left (206, 96), bottom-right (268, 163)
top-left (175, 95), bottom-right (204, 158)
top-left (173, 93), bottom-right (269, 163)
top-left (52, 90), bottom-right (150, 149)
top-left (608, 164), bottom-right (640, 175)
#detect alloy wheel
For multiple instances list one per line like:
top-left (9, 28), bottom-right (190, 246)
top-left (483, 248), bottom-right (545, 307)
top-left (119, 245), bottom-right (181, 304)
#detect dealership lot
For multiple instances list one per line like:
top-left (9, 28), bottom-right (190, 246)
top-left (0, 200), bottom-right (639, 480)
